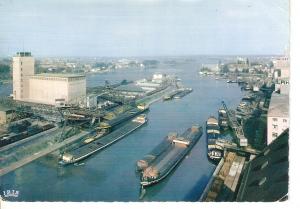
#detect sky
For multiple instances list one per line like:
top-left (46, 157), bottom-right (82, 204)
top-left (0, 0), bottom-right (289, 57)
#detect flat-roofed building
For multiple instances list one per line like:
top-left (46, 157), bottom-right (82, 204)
top-left (267, 93), bottom-right (289, 145)
top-left (237, 129), bottom-right (288, 201)
top-left (12, 52), bottom-right (35, 101)
top-left (275, 78), bottom-right (289, 95)
top-left (12, 52), bottom-right (86, 106)
top-left (28, 74), bottom-right (86, 105)
top-left (273, 56), bottom-right (290, 79)
top-left (135, 79), bottom-right (161, 92)
top-left (0, 106), bottom-right (15, 125)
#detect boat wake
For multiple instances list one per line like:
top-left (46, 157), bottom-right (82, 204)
top-left (139, 186), bottom-right (146, 200)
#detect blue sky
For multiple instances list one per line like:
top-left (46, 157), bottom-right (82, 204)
top-left (0, 0), bottom-right (289, 57)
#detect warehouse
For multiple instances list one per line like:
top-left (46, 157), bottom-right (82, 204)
top-left (12, 52), bottom-right (86, 106)
top-left (28, 74), bottom-right (86, 105)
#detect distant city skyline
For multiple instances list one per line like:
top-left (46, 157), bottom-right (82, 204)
top-left (0, 0), bottom-right (289, 57)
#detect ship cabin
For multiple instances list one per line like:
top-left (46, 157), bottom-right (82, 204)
top-left (172, 137), bottom-right (190, 147)
top-left (62, 153), bottom-right (75, 163)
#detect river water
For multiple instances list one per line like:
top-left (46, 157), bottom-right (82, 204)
top-left (0, 59), bottom-right (244, 201)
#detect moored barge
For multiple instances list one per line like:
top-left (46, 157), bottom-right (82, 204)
top-left (60, 114), bottom-right (148, 165)
top-left (137, 124), bottom-right (203, 187)
top-left (206, 116), bottom-right (223, 163)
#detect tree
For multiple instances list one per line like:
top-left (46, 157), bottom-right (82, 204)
top-left (0, 64), bottom-right (11, 80)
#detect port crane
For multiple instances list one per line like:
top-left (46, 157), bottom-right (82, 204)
top-left (56, 107), bottom-right (96, 143)
top-left (221, 101), bottom-right (248, 147)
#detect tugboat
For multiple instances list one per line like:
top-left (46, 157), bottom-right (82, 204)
top-left (206, 116), bottom-right (223, 163)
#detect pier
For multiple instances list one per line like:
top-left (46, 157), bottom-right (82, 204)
top-left (200, 152), bottom-right (246, 201)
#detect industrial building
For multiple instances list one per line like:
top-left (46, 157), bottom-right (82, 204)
top-left (28, 74), bottom-right (86, 105)
top-left (275, 78), bottom-right (289, 95)
top-left (114, 84), bottom-right (145, 97)
top-left (0, 106), bottom-right (15, 125)
top-left (273, 56), bottom-right (290, 79)
top-left (135, 73), bottom-right (167, 92)
top-left (201, 130), bottom-right (289, 202)
top-left (236, 129), bottom-right (288, 201)
top-left (12, 52), bottom-right (86, 106)
top-left (267, 93), bottom-right (289, 145)
top-left (12, 52), bottom-right (35, 101)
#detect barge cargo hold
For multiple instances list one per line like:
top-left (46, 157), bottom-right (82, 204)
top-left (60, 115), bottom-right (147, 165)
top-left (173, 88), bottom-right (193, 99)
top-left (99, 106), bottom-right (148, 129)
top-left (218, 108), bottom-right (228, 130)
top-left (163, 89), bottom-right (182, 101)
top-left (138, 124), bottom-right (203, 187)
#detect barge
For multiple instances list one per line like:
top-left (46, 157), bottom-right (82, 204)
top-left (218, 108), bottom-right (228, 130)
top-left (60, 114), bottom-right (148, 165)
top-left (163, 89), bottom-right (182, 101)
top-left (163, 88), bottom-right (192, 101)
top-left (173, 88), bottom-right (193, 99)
top-left (137, 124), bottom-right (203, 187)
top-left (206, 116), bottom-right (223, 163)
top-left (99, 106), bottom-right (148, 129)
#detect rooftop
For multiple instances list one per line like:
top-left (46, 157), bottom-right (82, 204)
top-left (115, 84), bottom-right (145, 93)
top-left (30, 73), bottom-right (85, 79)
top-left (0, 105), bottom-right (14, 112)
top-left (236, 129), bottom-right (289, 201)
top-left (15, 52), bottom-right (32, 57)
top-left (268, 93), bottom-right (289, 117)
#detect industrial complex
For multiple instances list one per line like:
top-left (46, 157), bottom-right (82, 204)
top-left (0, 53), bottom-right (289, 202)
top-left (12, 52), bottom-right (86, 106)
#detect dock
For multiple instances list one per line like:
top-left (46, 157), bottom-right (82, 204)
top-left (136, 86), bottom-right (175, 106)
top-left (0, 130), bottom-right (90, 177)
top-left (215, 139), bottom-right (260, 155)
top-left (0, 125), bottom-right (59, 153)
top-left (200, 152), bottom-right (246, 201)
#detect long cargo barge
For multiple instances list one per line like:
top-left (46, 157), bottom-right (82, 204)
top-left (59, 115), bottom-right (147, 165)
top-left (163, 88), bottom-right (193, 101)
top-left (218, 108), bottom-right (228, 130)
top-left (137, 124), bottom-right (203, 187)
top-left (206, 116), bottom-right (223, 163)
top-left (173, 88), bottom-right (193, 99)
top-left (163, 89), bottom-right (182, 101)
top-left (99, 106), bottom-right (148, 129)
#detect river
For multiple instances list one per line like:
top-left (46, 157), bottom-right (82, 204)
top-left (0, 59), bottom-right (244, 201)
